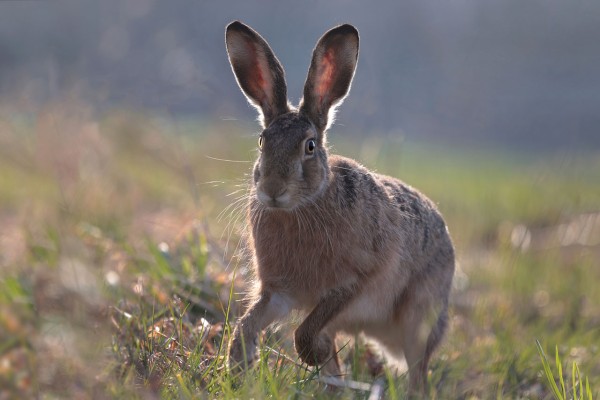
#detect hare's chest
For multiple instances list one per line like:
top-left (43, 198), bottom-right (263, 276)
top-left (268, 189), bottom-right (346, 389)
top-left (251, 214), bottom-right (339, 296)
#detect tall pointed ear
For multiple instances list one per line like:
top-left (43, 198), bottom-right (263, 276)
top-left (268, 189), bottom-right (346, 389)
top-left (225, 21), bottom-right (289, 128)
top-left (299, 24), bottom-right (359, 132)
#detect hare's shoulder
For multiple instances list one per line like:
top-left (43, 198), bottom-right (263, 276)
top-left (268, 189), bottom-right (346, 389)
top-left (376, 175), bottom-right (437, 217)
top-left (328, 155), bottom-right (381, 209)
top-left (376, 173), bottom-right (451, 246)
top-left (328, 155), bottom-right (437, 214)
top-left (328, 155), bottom-right (447, 227)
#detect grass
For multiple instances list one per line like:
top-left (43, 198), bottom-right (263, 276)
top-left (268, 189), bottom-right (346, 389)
top-left (0, 101), bottom-right (599, 398)
top-left (536, 340), bottom-right (594, 400)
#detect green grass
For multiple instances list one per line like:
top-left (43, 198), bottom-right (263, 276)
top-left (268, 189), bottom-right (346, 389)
top-left (0, 104), bottom-right (599, 398)
top-left (537, 340), bottom-right (594, 400)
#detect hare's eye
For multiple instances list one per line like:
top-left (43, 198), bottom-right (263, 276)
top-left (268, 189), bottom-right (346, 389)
top-left (258, 136), bottom-right (263, 150)
top-left (305, 139), bottom-right (316, 155)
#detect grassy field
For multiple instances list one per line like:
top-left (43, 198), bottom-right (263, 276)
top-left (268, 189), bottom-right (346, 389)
top-left (1, 102), bottom-right (599, 399)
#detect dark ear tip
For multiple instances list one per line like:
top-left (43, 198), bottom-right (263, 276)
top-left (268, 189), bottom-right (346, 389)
top-left (321, 24), bottom-right (359, 50)
top-left (336, 24), bottom-right (359, 37)
top-left (327, 24), bottom-right (359, 42)
top-left (226, 20), bottom-right (249, 34)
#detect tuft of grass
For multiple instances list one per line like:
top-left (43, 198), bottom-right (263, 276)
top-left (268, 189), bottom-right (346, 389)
top-left (536, 340), bottom-right (595, 400)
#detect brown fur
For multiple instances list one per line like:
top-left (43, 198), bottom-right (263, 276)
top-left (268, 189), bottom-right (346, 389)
top-left (225, 21), bottom-right (455, 395)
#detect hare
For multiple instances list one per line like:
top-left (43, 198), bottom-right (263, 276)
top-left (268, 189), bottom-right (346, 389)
top-left (225, 20), bottom-right (455, 394)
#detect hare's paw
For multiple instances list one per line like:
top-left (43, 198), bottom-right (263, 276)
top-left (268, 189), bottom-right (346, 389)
top-left (228, 330), bottom-right (259, 372)
top-left (294, 330), bottom-right (333, 366)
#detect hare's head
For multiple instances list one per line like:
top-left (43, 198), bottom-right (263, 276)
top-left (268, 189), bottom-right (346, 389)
top-left (225, 21), bottom-right (359, 209)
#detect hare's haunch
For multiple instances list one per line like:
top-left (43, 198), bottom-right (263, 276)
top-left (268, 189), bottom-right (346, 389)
top-left (225, 21), bottom-right (455, 394)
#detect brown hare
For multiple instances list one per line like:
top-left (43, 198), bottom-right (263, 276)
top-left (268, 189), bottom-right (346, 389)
top-left (225, 20), bottom-right (455, 394)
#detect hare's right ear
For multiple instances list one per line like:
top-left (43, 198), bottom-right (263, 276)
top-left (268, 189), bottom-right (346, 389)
top-left (225, 21), bottom-right (289, 128)
top-left (300, 24), bottom-right (359, 132)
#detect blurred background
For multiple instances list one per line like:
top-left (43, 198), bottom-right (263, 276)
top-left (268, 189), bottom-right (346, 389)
top-left (1, 0), bottom-right (599, 398)
top-left (2, 0), bottom-right (600, 149)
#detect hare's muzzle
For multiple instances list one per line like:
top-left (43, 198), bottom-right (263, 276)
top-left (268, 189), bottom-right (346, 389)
top-left (257, 186), bottom-right (292, 209)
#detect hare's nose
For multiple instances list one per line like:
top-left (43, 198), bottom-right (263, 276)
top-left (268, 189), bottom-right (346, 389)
top-left (272, 187), bottom-right (287, 199)
top-left (257, 187), bottom-right (290, 208)
top-left (261, 181), bottom-right (287, 199)
top-left (274, 189), bottom-right (290, 203)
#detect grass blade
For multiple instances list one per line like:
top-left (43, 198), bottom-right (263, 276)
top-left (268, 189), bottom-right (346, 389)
top-left (536, 340), bottom-right (563, 399)
top-left (585, 377), bottom-right (592, 400)
top-left (573, 361), bottom-right (579, 400)
top-left (556, 346), bottom-right (566, 399)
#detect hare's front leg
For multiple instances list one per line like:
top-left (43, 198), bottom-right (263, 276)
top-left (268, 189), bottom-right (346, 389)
top-left (294, 286), bottom-right (357, 375)
top-left (228, 292), bottom-right (291, 371)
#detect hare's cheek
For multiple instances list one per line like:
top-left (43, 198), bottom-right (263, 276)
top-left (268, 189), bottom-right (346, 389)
top-left (253, 167), bottom-right (261, 184)
top-left (294, 161), bottom-right (304, 180)
top-left (302, 160), bottom-right (321, 187)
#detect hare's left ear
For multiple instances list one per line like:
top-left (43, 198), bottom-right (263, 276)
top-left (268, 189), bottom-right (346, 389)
top-left (226, 21), bottom-right (289, 128)
top-left (300, 24), bottom-right (359, 132)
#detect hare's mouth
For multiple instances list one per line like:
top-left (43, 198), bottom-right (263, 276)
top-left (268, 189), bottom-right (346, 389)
top-left (256, 189), bottom-right (294, 210)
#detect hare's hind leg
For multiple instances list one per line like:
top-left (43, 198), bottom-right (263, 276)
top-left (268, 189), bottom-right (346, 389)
top-left (397, 253), bottom-right (454, 395)
top-left (399, 304), bottom-right (448, 395)
top-left (370, 280), bottom-right (449, 395)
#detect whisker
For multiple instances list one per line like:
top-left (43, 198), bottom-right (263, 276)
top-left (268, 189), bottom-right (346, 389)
top-left (205, 155), bottom-right (252, 163)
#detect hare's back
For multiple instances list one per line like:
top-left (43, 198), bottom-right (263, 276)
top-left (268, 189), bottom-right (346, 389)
top-left (377, 173), bottom-right (453, 260)
top-left (328, 155), bottom-right (452, 258)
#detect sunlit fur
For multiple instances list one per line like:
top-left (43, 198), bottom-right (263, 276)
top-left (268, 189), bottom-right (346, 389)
top-left (225, 21), bottom-right (455, 395)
